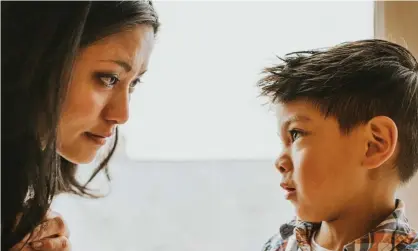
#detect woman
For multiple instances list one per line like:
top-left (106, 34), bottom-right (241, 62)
top-left (2, 1), bottom-right (160, 250)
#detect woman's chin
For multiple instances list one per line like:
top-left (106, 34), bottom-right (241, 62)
top-left (58, 151), bottom-right (97, 165)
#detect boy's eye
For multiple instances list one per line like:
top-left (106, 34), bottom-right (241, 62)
top-left (289, 129), bottom-right (305, 142)
top-left (99, 74), bottom-right (120, 88)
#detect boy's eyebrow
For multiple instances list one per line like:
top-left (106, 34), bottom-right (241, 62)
top-left (283, 115), bottom-right (312, 129)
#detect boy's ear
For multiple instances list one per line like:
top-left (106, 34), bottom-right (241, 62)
top-left (362, 116), bottom-right (398, 169)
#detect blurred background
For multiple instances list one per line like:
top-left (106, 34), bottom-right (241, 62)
top-left (51, 1), bottom-right (418, 250)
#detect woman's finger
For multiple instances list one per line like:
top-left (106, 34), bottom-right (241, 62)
top-left (44, 211), bottom-right (70, 238)
top-left (29, 216), bottom-right (67, 242)
top-left (11, 210), bottom-right (70, 250)
top-left (30, 236), bottom-right (71, 251)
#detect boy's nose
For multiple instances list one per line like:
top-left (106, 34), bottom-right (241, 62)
top-left (275, 157), bottom-right (291, 174)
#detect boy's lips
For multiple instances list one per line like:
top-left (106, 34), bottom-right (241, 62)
top-left (280, 182), bottom-right (296, 200)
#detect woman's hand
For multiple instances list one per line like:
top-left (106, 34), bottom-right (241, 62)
top-left (11, 210), bottom-right (70, 251)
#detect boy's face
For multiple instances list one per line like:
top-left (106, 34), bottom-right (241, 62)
top-left (275, 100), bottom-right (369, 222)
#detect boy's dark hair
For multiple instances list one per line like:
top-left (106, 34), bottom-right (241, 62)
top-left (258, 39), bottom-right (418, 184)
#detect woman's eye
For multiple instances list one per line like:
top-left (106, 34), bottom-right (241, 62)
top-left (99, 75), bottom-right (119, 88)
top-left (129, 78), bottom-right (141, 92)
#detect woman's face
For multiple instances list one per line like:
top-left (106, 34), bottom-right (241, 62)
top-left (57, 25), bottom-right (155, 164)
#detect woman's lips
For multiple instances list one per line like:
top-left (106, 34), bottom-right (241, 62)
top-left (84, 132), bottom-right (108, 145)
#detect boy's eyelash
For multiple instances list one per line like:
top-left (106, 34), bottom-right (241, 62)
top-left (288, 129), bottom-right (307, 142)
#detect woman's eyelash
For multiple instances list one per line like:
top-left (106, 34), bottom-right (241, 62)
top-left (129, 78), bottom-right (141, 88)
top-left (95, 73), bottom-right (142, 93)
top-left (96, 73), bottom-right (120, 88)
top-left (128, 78), bottom-right (142, 93)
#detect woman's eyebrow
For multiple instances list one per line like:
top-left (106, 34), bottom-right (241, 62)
top-left (99, 59), bottom-right (132, 72)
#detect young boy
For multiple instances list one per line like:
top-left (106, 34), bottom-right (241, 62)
top-left (258, 39), bottom-right (418, 251)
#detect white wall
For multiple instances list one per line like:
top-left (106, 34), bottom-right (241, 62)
top-left (120, 1), bottom-right (374, 161)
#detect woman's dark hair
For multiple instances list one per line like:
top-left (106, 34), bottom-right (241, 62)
top-left (1, 1), bottom-right (160, 249)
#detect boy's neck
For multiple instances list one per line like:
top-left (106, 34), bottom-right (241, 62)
top-left (314, 191), bottom-right (396, 251)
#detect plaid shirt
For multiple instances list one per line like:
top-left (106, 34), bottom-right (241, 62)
top-left (262, 200), bottom-right (418, 251)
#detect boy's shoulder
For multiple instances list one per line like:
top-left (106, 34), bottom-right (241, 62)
top-left (261, 232), bottom-right (418, 251)
top-left (261, 219), bottom-right (315, 251)
top-left (262, 200), bottom-right (418, 250)
top-left (261, 225), bottom-right (418, 251)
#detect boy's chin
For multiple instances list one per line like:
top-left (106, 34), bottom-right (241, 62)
top-left (295, 207), bottom-right (327, 223)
